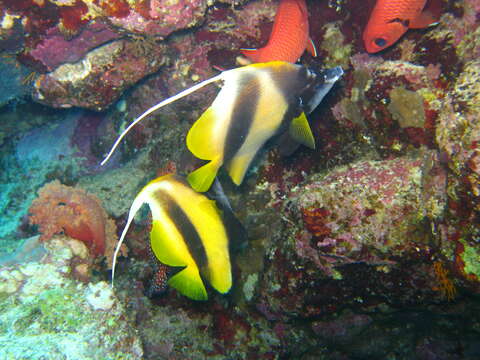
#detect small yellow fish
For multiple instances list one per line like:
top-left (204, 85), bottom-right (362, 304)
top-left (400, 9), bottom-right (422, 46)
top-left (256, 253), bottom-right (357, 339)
top-left (112, 174), bottom-right (242, 301)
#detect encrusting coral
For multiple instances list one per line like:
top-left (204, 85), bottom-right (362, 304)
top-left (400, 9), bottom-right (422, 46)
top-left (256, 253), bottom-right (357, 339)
top-left (28, 180), bottom-right (127, 267)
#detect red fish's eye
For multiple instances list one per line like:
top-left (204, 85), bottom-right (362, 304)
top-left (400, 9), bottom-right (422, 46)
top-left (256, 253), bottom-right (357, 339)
top-left (374, 38), bottom-right (387, 47)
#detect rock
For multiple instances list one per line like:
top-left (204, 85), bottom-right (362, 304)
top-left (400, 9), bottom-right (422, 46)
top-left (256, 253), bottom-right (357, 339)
top-left (0, 235), bottom-right (143, 360)
top-left (32, 39), bottom-right (168, 111)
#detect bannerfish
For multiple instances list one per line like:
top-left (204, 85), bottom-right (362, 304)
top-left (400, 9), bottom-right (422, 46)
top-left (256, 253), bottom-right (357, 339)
top-left (241, 0), bottom-right (317, 63)
top-left (101, 61), bottom-right (343, 192)
top-left (186, 61), bottom-right (342, 192)
top-left (111, 174), bottom-right (245, 301)
top-left (363, 0), bottom-right (440, 53)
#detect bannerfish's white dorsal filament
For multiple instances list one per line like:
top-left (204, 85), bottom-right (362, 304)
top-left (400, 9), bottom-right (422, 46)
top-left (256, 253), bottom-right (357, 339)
top-left (101, 73), bottom-right (224, 166)
top-left (111, 191), bottom-right (146, 286)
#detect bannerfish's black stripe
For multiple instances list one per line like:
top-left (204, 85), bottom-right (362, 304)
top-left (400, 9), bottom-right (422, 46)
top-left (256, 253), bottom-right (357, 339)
top-left (152, 186), bottom-right (209, 270)
top-left (266, 66), bottom-right (312, 136)
top-left (223, 72), bottom-right (259, 163)
top-left (274, 65), bottom-right (310, 107)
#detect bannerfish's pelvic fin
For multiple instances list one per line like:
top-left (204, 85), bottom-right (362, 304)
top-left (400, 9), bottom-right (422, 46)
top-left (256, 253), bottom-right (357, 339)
top-left (289, 112), bottom-right (315, 149)
top-left (100, 73), bottom-right (224, 166)
top-left (206, 178), bottom-right (249, 252)
top-left (226, 151), bottom-right (258, 186)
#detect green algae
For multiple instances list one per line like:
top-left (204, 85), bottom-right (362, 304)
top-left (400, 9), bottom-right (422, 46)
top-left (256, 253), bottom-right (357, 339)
top-left (460, 240), bottom-right (480, 279)
top-left (388, 87), bottom-right (426, 128)
top-left (320, 22), bottom-right (352, 69)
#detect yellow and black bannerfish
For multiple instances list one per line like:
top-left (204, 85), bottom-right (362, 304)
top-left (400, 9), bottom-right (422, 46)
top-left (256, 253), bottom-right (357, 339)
top-left (186, 61), bottom-right (317, 192)
top-left (100, 61), bottom-right (342, 191)
top-left (111, 174), bottom-right (242, 301)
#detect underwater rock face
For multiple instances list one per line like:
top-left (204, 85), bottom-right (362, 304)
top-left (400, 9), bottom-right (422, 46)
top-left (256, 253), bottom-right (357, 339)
top-left (108, 0), bottom-right (209, 38)
top-left (0, 55), bottom-right (30, 108)
top-left (1, 0), bottom-right (480, 359)
top-left (0, 235), bottom-right (142, 360)
top-left (24, 21), bottom-right (121, 73)
top-left (250, 155), bottom-right (450, 318)
top-left (32, 39), bottom-right (168, 111)
top-left (292, 155), bottom-right (439, 273)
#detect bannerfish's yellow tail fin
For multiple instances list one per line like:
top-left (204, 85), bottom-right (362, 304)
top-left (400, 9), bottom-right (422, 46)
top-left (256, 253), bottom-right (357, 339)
top-left (186, 107), bottom-right (220, 160)
top-left (187, 157), bottom-right (222, 192)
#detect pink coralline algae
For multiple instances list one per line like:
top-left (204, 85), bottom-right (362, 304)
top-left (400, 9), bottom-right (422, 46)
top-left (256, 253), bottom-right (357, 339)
top-left (32, 39), bottom-right (168, 111)
top-left (110, 0), bottom-right (209, 38)
top-left (25, 22), bottom-right (121, 72)
top-left (291, 154), bottom-right (446, 275)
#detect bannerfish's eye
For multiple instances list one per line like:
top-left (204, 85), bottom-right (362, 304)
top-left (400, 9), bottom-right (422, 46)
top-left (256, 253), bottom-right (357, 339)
top-left (374, 38), bottom-right (387, 47)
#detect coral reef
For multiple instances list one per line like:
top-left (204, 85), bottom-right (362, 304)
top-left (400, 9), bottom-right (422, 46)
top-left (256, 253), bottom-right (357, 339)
top-left (292, 155), bottom-right (439, 276)
top-left (28, 180), bottom-right (126, 265)
top-left (0, 235), bottom-right (142, 359)
top-left (24, 21), bottom-right (121, 72)
top-left (32, 39), bottom-right (168, 111)
top-left (0, 0), bottom-right (480, 359)
top-left (0, 56), bottom-right (30, 108)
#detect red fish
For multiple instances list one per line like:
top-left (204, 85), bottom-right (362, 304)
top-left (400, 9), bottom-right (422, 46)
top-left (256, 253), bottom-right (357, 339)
top-left (363, 0), bottom-right (440, 53)
top-left (241, 0), bottom-right (317, 63)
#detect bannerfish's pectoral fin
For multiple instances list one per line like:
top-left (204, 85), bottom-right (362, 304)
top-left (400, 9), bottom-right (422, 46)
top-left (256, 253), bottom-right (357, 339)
top-left (306, 37), bottom-right (317, 57)
top-left (289, 112), bottom-right (315, 149)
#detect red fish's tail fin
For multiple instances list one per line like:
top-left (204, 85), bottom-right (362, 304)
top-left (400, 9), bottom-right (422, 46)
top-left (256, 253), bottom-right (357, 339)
top-left (410, 0), bottom-right (442, 28)
top-left (306, 38), bottom-right (317, 57)
top-left (240, 48), bottom-right (263, 63)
